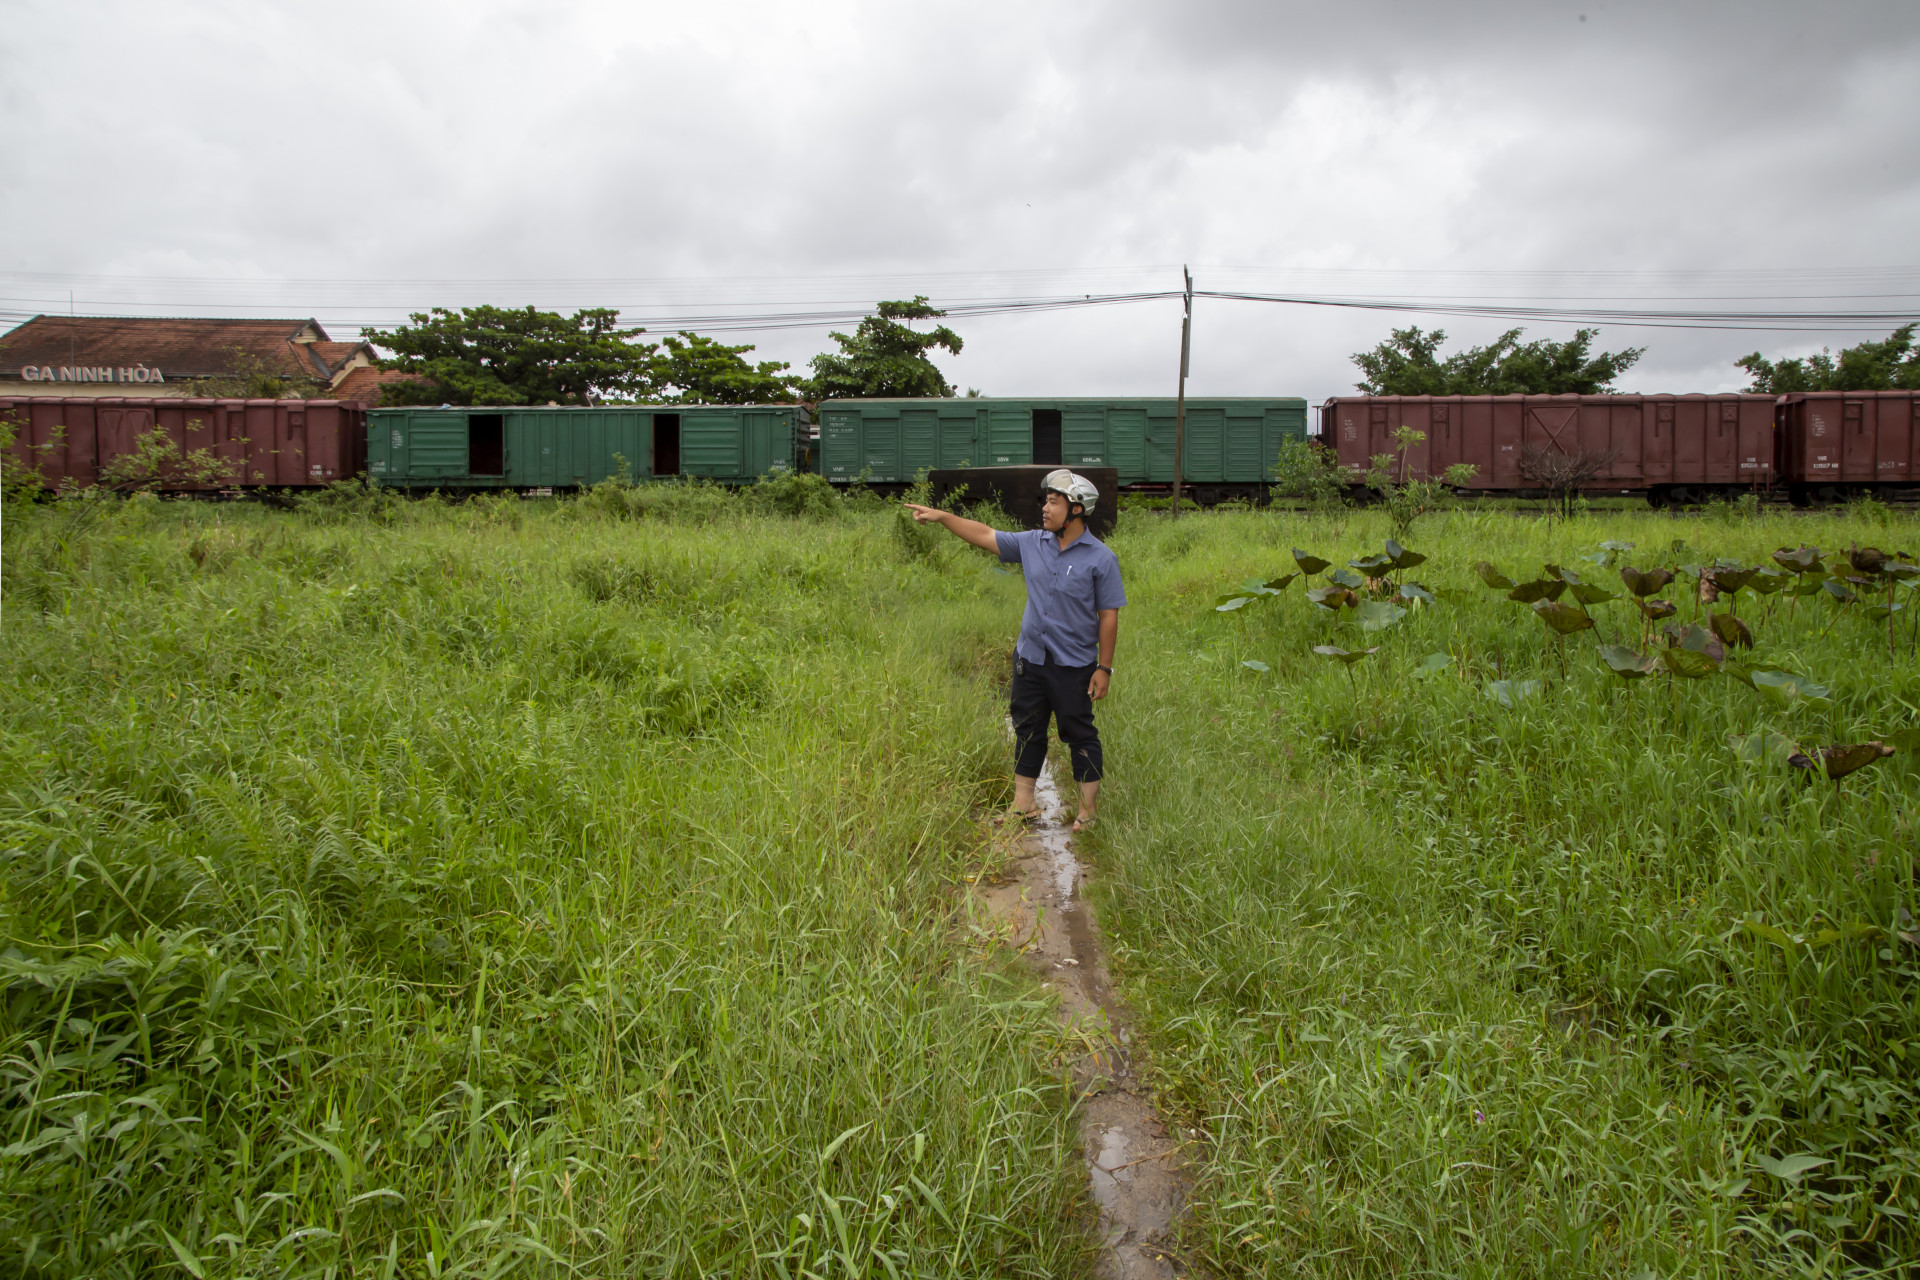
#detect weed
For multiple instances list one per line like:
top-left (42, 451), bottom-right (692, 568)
top-left (0, 492), bottom-right (1078, 1278)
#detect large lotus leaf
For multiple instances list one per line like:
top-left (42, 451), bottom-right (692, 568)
top-left (1723, 659), bottom-right (1756, 688)
top-left (1748, 567), bottom-right (1790, 595)
top-left (1292, 548), bottom-right (1331, 576)
top-left (1239, 577), bottom-right (1282, 595)
top-left (1751, 670), bottom-right (1831, 708)
top-left (1821, 579), bottom-right (1858, 604)
top-left (1242, 659), bottom-right (1270, 673)
top-left (1394, 582), bottom-right (1437, 606)
top-left (1792, 577), bottom-right (1828, 598)
top-left (1598, 644), bottom-right (1660, 679)
top-left (1509, 579), bottom-right (1567, 604)
top-left (1863, 603), bottom-right (1905, 622)
top-left (1264, 573), bottom-right (1300, 592)
top-left (1670, 539), bottom-right (1705, 562)
top-left (1215, 594), bottom-right (1257, 612)
top-left (1773, 546), bottom-right (1822, 574)
top-left (1306, 585), bottom-right (1357, 609)
top-left (1600, 540), bottom-right (1636, 553)
top-left (1484, 679), bottom-right (1541, 708)
top-left (1661, 647), bottom-right (1722, 678)
top-left (1384, 539), bottom-right (1427, 570)
top-left (1883, 726), bottom-right (1920, 753)
top-left (1356, 601), bottom-right (1408, 632)
top-left (1728, 730), bottom-right (1800, 765)
top-left (1411, 652), bottom-right (1452, 679)
top-left (1349, 552), bottom-right (1394, 573)
top-left (1542, 563), bottom-right (1582, 584)
top-left (1848, 546), bottom-right (1889, 575)
top-left (1533, 599), bottom-right (1595, 634)
top-left (1619, 565), bottom-right (1675, 597)
top-left (1820, 742), bottom-right (1895, 780)
top-left (1474, 561), bottom-right (1516, 590)
top-left (1311, 644), bottom-right (1379, 665)
top-left (1330, 567), bottom-right (1366, 589)
top-left (1638, 599), bottom-right (1678, 621)
top-left (1715, 567), bottom-right (1758, 594)
top-left (1883, 561), bottom-right (1920, 582)
top-left (1569, 582), bottom-right (1618, 607)
top-left (1667, 623), bottom-right (1726, 663)
top-left (1709, 612), bottom-right (1754, 649)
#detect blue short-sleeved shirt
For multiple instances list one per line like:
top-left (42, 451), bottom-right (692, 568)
top-left (994, 527), bottom-right (1127, 667)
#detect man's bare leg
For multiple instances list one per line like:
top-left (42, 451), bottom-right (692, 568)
top-left (1073, 780), bottom-right (1099, 831)
top-left (1013, 774), bottom-right (1038, 815)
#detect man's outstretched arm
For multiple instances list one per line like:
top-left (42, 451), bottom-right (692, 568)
top-left (903, 504), bottom-right (1001, 553)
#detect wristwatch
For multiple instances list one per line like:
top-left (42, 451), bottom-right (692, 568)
top-left (1095, 664), bottom-right (1113, 674)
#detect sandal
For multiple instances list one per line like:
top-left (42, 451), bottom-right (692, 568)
top-left (993, 808), bottom-right (1041, 828)
top-left (1070, 814), bottom-right (1097, 834)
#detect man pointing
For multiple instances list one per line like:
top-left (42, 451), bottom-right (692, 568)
top-left (905, 469), bottom-right (1125, 832)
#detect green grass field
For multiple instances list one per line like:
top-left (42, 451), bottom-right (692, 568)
top-left (3, 482), bottom-right (1917, 1277)
top-left (1100, 502), bottom-right (1920, 1278)
top-left (0, 483), bottom-right (1082, 1278)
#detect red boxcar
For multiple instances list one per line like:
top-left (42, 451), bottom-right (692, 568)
top-left (0, 397), bottom-right (367, 492)
top-left (1318, 394), bottom-right (1777, 506)
top-left (1774, 391), bottom-right (1920, 505)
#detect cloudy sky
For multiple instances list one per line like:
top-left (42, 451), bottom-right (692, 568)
top-left (4, 0), bottom-right (1918, 404)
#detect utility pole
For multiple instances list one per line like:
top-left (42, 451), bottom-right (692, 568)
top-left (1171, 265), bottom-right (1192, 518)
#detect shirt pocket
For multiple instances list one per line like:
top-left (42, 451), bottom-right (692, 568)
top-left (1059, 567), bottom-right (1097, 608)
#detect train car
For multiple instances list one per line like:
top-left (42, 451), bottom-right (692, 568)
top-left (1774, 391), bottom-right (1920, 506)
top-left (1318, 394), bottom-right (1778, 506)
top-left (1, 395), bottom-right (366, 491)
top-left (366, 403), bottom-right (804, 491)
top-left (815, 396), bottom-right (1309, 501)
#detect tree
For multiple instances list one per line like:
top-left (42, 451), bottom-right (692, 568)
top-left (647, 331), bottom-right (799, 404)
top-left (1736, 324), bottom-right (1920, 393)
top-left (183, 347), bottom-right (325, 400)
top-left (364, 306), bottom-right (654, 406)
top-left (1518, 444), bottom-right (1617, 520)
top-left (805, 297), bottom-right (962, 399)
top-left (1352, 325), bottom-right (1644, 396)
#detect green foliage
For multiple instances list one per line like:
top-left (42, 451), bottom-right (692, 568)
top-left (1, 410), bottom-right (53, 504)
top-left (1270, 438), bottom-right (1350, 507)
top-left (364, 305), bottom-right (654, 406)
top-left (806, 297), bottom-right (962, 399)
top-left (645, 331), bottom-right (800, 404)
top-left (744, 470), bottom-right (842, 519)
top-left (1362, 429), bottom-right (1479, 543)
top-left (1737, 323), bottom-right (1920, 393)
top-left (96, 424), bottom-right (238, 493)
top-left (1353, 325), bottom-right (1645, 395)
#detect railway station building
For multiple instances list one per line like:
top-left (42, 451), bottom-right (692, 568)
top-left (0, 315), bottom-right (383, 399)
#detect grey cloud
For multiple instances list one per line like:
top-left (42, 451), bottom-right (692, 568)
top-left (1, 0), bottom-right (1915, 405)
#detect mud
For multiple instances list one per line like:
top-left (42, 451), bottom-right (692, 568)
top-left (970, 763), bottom-right (1196, 1279)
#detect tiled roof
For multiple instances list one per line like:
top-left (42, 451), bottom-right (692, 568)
top-left (330, 365), bottom-right (429, 405)
top-left (0, 316), bottom-right (335, 377)
top-left (309, 340), bottom-right (373, 376)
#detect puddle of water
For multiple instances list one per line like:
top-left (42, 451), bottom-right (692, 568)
top-left (975, 757), bottom-right (1194, 1279)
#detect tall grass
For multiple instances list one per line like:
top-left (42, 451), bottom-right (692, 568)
top-left (0, 492), bottom-right (1086, 1278)
top-left (1098, 504), bottom-right (1920, 1278)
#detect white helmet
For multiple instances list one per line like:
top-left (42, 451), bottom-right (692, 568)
top-left (1042, 468), bottom-right (1099, 514)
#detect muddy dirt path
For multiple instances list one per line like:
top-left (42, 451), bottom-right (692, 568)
top-left (970, 764), bottom-right (1197, 1279)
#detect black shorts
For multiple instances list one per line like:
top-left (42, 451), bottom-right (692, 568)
top-left (1010, 654), bottom-right (1103, 783)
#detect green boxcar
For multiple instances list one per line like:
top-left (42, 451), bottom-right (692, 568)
top-left (366, 405), bottom-right (803, 490)
top-left (816, 397), bottom-right (1308, 496)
